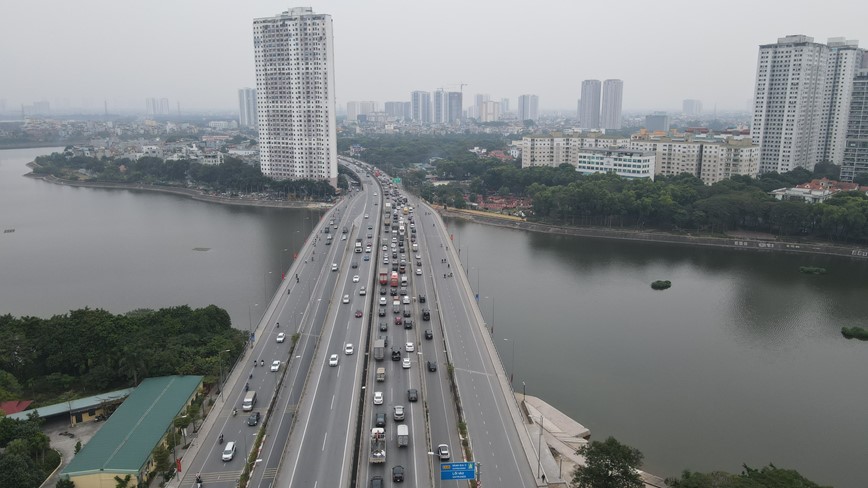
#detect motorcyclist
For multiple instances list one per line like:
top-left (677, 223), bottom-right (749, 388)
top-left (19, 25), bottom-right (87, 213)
top-left (276, 322), bottom-right (279, 328)
top-left (233, 408), bottom-right (237, 416)
top-left (245, 382), bottom-right (249, 391)
top-left (218, 434), bottom-right (223, 443)
top-left (260, 359), bottom-right (264, 366)
top-left (253, 360), bottom-right (257, 367)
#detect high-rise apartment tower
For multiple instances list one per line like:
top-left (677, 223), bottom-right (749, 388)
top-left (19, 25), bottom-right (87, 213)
top-left (579, 80), bottom-right (601, 129)
top-left (601, 79), bottom-right (623, 130)
top-left (238, 88), bottom-right (257, 128)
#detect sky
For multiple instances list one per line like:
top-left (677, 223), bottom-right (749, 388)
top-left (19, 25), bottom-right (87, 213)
top-left (1, 0), bottom-right (867, 113)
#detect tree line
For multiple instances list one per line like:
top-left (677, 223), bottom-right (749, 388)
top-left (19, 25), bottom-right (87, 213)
top-left (0, 414), bottom-right (57, 488)
top-left (32, 152), bottom-right (337, 200)
top-left (0, 305), bottom-right (246, 404)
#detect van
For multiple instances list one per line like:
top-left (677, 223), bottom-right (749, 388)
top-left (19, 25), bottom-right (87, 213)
top-left (376, 367), bottom-right (385, 382)
top-left (242, 391), bottom-right (256, 411)
top-left (222, 441), bottom-right (236, 461)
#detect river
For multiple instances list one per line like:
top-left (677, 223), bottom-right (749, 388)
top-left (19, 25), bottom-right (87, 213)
top-left (1, 147), bottom-right (866, 487)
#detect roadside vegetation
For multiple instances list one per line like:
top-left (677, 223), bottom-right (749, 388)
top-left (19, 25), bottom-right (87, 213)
top-left (0, 414), bottom-right (59, 488)
top-left (841, 326), bottom-right (868, 340)
top-left (0, 305), bottom-right (247, 405)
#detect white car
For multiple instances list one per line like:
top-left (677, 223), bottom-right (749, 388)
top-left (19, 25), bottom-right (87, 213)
top-left (329, 354), bottom-right (339, 367)
top-left (345, 343), bottom-right (354, 355)
top-left (416, 268), bottom-right (422, 276)
top-left (341, 235), bottom-right (347, 241)
top-left (379, 297), bottom-right (387, 306)
top-left (359, 286), bottom-right (367, 296)
top-left (383, 245), bottom-right (388, 252)
top-left (276, 332), bottom-right (286, 343)
top-left (270, 360), bottom-right (281, 372)
top-left (342, 294), bottom-right (350, 304)
top-left (402, 296), bottom-right (410, 305)
top-left (364, 214), bottom-right (369, 219)
top-left (405, 342), bottom-right (415, 352)
top-left (373, 391), bottom-right (384, 405)
top-left (402, 357), bottom-right (411, 369)
top-left (353, 275), bottom-right (360, 283)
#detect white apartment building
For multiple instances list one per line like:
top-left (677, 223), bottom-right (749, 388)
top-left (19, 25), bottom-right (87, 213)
top-left (480, 100), bottom-right (501, 122)
top-left (238, 88), bottom-right (257, 128)
top-left (751, 35), bottom-right (863, 174)
top-left (253, 7), bottom-right (338, 185)
top-left (601, 80), bottom-right (623, 130)
top-left (521, 134), bottom-right (630, 168)
top-left (842, 69), bottom-right (868, 181)
top-left (575, 149), bottom-right (655, 180)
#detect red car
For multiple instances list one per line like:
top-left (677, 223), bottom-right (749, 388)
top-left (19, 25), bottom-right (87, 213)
top-left (394, 316), bottom-right (403, 325)
top-left (355, 310), bottom-right (363, 318)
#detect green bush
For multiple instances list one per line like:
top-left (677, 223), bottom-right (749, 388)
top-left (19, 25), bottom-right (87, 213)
top-left (842, 326), bottom-right (868, 341)
top-left (651, 280), bottom-right (672, 290)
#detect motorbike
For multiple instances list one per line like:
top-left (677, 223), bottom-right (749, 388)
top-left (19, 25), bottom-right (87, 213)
top-left (218, 434), bottom-right (223, 444)
top-left (260, 359), bottom-right (264, 366)
top-left (245, 383), bottom-right (249, 391)
top-left (253, 360), bottom-right (257, 367)
top-left (232, 408), bottom-right (237, 416)
top-left (196, 474), bottom-right (203, 488)
top-left (276, 322), bottom-right (279, 328)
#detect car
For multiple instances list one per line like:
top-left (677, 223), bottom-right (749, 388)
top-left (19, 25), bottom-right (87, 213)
top-left (393, 405), bottom-right (405, 421)
top-left (425, 329), bottom-right (433, 340)
top-left (383, 258), bottom-right (389, 264)
top-left (222, 441), bottom-right (237, 461)
top-left (271, 360), bottom-right (281, 372)
top-left (390, 288), bottom-right (398, 296)
top-left (379, 322), bottom-right (388, 331)
top-left (353, 275), bottom-right (360, 283)
top-left (402, 295), bottom-right (410, 305)
top-left (375, 412), bottom-right (386, 427)
top-left (329, 354), bottom-right (339, 367)
top-left (418, 294), bottom-right (426, 303)
top-left (369, 225), bottom-right (374, 229)
top-left (427, 361), bottom-right (437, 372)
top-left (402, 357), bottom-right (411, 369)
top-left (342, 294), bottom-right (350, 304)
top-left (364, 255), bottom-right (370, 261)
top-left (373, 391), bottom-right (383, 405)
top-left (359, 286), bottom-right (367, 296)
top-left (341, 235), bottom-right (347, 241)
top-left (345, 343), bottom-right (354, 355)
top-left (276, 332), bottom-right (286, 343)
top-left (370, 476), bottom-right (384, 488)
top-left (394, 316), bottom-right (403, 326)
top-left (247, 411), bottom-right (261, 426)
top-left (391, 348), bottom-right (401, 361)
top-left (364, 214), bottom-right (369, 219)
top-left (378, 308), bottom-right (386, 316)
top-left (403, 318), bottom-right (414, 329)
top-left (331, 263), bottom-right (338, 271)
top-left (366, 246), bottom-right (372, 253)
top-left (422, 309), bottom-right (430, 321)
top-left (382, 245), bottom-right (388, 252)
top-left (355, 309), bottom-right (363, 318)
top-left (379, 297), bottom-right (387, 306)
top-left (407, 389), bottom-right (418, 402)
top-left (416, 268), bottom-right (422, 276)
top-left (351, 262), bottom-right (359, 269)
top-left (416, 260), bottom-right (422, 266)
top-left (380, 287), bottom-right (387, 295)
top-left (405, 342), bottom-right (414, 352)
top-left (437, 444), bottom-right (450, 461)
top-left (415, 254), bottom-right (421, 260)
top-left (392, 465), bottom-right (405, 482)
top-left (399, 287), bottom-right (407, 296)
top-left (374, 193), bottom-right (378, 196)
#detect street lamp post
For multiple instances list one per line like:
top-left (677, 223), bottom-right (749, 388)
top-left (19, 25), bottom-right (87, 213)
top-left (248, 304), bottom-right (258, 345)
top-left (503, 338), bottom-right (515, 386)
top-left (219, 349), bottom-right (230, 401)
top-left (263, 271), bottom-right (273, 303)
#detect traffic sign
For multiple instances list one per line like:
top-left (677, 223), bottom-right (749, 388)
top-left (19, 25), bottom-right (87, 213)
top-left (392, 177), bottom-right (401, 184)
top-left (440, 462), bottom-right (476, 480)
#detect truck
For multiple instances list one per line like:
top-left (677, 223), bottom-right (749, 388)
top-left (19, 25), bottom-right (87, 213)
top-left (396, 424), bottom-right (409, 447)
top-left (390, 271), bottom-right (399, 288)
top-left (378, 269), bottom-right (388, 286)
top-left (355, 238), bottom-right (362, 253)
top-left (369, 428), bottom-right (386, 463)
top-left (373, 339), bottom-right (385, 361)
top-left (376, 367), bottom-right (385, 382)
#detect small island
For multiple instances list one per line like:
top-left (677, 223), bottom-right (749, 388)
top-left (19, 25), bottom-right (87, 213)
top-left (799, 266), bottom-right (827, 275)
top-left (842, 326), bottom-right (868, 341)
top-left (650, 280), bottom-right (672, 290)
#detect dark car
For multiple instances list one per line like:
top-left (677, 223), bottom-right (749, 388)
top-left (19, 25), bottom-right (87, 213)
top-left (427, 361), bottom-right (437, 372)
top-left (425, 329), bottom-right (433, 340)
top-left (403, 307), bottom-right (411, 318)
top-left (390, 287), bottom-right (398, 296)
top-left (379, 322), bottom-right (388, 331)
top-left (403, 318), bottom-right (413, 329)
top-left (380, 287), bottom-right (387, 295)
top-left (375, 412), bottom-right (386, 427)
top-left (418, 294), bottom-right (426, 303)
top-left (399, 287), bottom-right (407, 296)
top-left (370, 476), bottom-right (384, 488)
top-left (247, 411), bottom-right (260, 426)
top-left (351, 262), bottom-right (359, 269)
top-left (391, 349), bottom-right (401, 361)
top-left (392, 465), bottom-right (405, 482)
top-left (379, 308), bottom-right (386, 317)
top-left (407, 389), bottom-right (418, 402)
top-left (422, 309), bottom-right (430, 321)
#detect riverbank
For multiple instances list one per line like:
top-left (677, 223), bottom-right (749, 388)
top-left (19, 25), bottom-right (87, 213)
top-left (24, 167), bottom-right (333, 210)
top-left (441, 208), bottom-right (868, 260)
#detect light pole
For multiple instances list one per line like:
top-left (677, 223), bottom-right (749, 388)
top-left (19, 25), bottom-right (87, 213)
top-left (263, 271), bottom-right (273, 303)
top-left (219, 349), bottom-right (231, 401)
top-left (282, 248), bottom-right (288, 275)
top-left (248, 303), bottom-right (258, 345)
top-left (503, 338), bottom-right (515, 386)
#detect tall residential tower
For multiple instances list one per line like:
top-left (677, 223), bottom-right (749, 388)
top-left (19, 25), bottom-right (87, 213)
top-left (253, 7), bottom-right (337, 185)
top-left (579, 80), bottom-right (601, 129)
top-left (517, 94), bottom-right (539, 121)
top-left (238, 88), bottom-right (257, 128)
top-left (600, 79), bottom-right (623, 130)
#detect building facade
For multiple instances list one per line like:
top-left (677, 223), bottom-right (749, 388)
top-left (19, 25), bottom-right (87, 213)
top-left (447, 92), bottom-right (463, 123)
top-left (579, 80), bottom-right (601, 129)
top-left (517, 94), bottom-right (539, 121)
top-left (411, 91), bottom-right (431, 123)
top-left (346, 101), bottom-right (377, 123)
top-left (238, 88), bottom-right (257, 128)
top-left (575, 148), bottom-right (656, 180)
top-left (682, 99), bottom-right (703, 116)
top-left (433, 90), bottom-right (448, 124)
top-left (253, 7), bottom-right (337, 185)
top-left (479, 100), bottom-right (501, 122)
top-left (645, 113), bottom-right (670, 132)
top-left (842, 69), bottom-right (868, 181)
top-left (751, 35), bottom-right (864, 174)
top-left (601, 79), bottom-right (623, 130)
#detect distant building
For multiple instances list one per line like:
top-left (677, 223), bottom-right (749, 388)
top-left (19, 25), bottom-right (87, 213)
top-left (254, 7), bottom-right (338, 185)
top-left (600, 79), bottom-right (623, 130)
top-left (842, 69), bottom-right (868, 181)
top-left (770, 177), bottom-right (861, 203)
top-left (682, 99), bottom-right (703, 116)
top-left (347, 101), bottom-right (378, 123)
top-left (238, 87), bottom-right (257, 128)
top-left (575, 148), bottom-right (655, 180)
top-left (645, 113), bottom-right (670, 132)
top-left (447, 92), bottom-right (463, 123)
top-left (751, 35), bottom-right (864, 174)
top-left (473, 93), bottom-right (490, 120)
top-left (433, 90), bottom-right (449, 124)
top-left (411, 91), bottom-right (431, 123)
top-left (517, 94), bottom-right (539, 121)
top-left (500, 98), bottom-right (510, 115)
top-left (480, 100), bottom-right (501, 122)
top-left (384, 101), bottom-right (406, 119)
top-left (579, 80), bottom-right (601, 129)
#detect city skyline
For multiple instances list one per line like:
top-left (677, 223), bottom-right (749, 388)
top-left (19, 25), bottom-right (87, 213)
top-left (2, 0), bottom-right (867, 112)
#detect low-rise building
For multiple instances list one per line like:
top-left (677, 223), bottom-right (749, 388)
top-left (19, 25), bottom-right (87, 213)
top-left (575, 148), bottom-right (656, 180)
top-left (770, 178), bottom-right (862, 203)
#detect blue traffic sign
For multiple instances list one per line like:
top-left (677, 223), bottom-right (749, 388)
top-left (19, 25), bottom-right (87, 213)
top-left (440, 462), bottom-right (476, 480)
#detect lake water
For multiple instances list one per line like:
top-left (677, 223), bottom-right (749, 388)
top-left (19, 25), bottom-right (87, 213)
top-left (1, 147), bottom-right (866, 487)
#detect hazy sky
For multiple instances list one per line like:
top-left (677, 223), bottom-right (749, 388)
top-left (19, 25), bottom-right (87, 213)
top-left (2, 0), bottom-right (867, 113)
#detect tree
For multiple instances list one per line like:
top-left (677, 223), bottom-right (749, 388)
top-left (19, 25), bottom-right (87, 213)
top-left (152, 445), bottom-right (171, 476)
top-left (573, 436), bottom-right (644, 488)
top-left (55, 477), bottom-right (76, 488)
top-left (113, 474), bottom-right (132, 488)
top-left (666, 464), bottom-right (829, 488)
